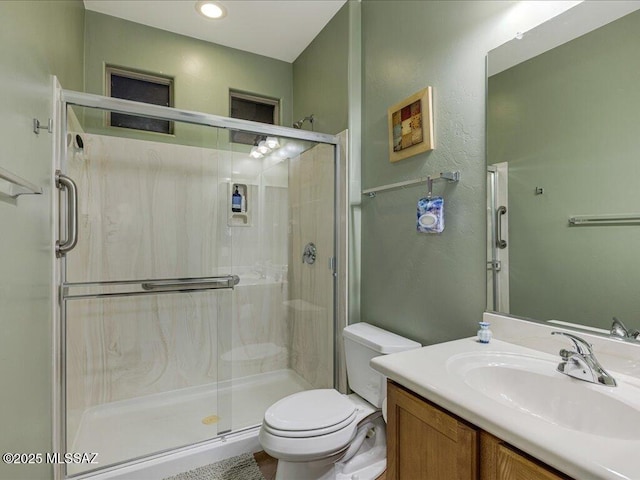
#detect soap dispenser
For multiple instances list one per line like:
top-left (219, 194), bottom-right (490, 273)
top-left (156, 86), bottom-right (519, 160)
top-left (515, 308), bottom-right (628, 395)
top-left (477, 322), bottom-right (492, 344)
top-left (232, 186), bottom-right (242, 213)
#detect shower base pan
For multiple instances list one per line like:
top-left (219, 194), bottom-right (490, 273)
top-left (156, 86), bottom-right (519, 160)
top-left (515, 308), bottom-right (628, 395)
top-left (67, 369), bottom-right (310, 478)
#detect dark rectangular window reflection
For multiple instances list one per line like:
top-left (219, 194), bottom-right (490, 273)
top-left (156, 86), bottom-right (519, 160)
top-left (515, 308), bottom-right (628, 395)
top-left (107, 67), bottom-right (174, 134)
top-left (229, 91), bottom-right (279, 145)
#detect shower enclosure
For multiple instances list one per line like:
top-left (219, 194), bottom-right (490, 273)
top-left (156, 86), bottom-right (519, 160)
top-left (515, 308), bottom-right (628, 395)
top-left (53, 89), bottom-right (344, 478)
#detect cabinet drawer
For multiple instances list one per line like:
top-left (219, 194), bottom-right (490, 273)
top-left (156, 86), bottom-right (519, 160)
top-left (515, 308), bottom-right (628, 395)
top-left (481, 432), bottom-right (572, 480)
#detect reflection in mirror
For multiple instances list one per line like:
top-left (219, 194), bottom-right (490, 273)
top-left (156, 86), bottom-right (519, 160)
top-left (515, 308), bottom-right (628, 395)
top-left (487, 2), bottom-right (640, 334)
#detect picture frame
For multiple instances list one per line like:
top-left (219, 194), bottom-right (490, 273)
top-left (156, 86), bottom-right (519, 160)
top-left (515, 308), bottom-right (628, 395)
top-left (387, 86), bottom-right (434, 162)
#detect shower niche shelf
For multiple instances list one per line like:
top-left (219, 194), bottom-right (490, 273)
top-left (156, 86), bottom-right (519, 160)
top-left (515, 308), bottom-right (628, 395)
top-left (228, 182), bottom-right (254, 227)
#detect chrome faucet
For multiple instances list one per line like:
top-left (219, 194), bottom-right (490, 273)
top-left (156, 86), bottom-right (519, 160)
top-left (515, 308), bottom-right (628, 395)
top-left (610, 317), bottom-right (640, 341)
top-left (551, 331), bottom-right (617, 387)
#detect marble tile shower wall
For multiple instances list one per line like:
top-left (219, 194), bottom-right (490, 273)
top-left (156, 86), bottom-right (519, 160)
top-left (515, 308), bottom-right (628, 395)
top-left (288, 143), bottom-right (335, 389)
top-left (64, 133), bottom-right (293, 438)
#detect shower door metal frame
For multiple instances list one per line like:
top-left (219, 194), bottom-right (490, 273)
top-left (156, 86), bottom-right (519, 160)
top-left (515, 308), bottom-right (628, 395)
top-left (487, 164), bottom-right (509, 314)
top-left (487, 166), bottom-right (500, 311)
top-left (53, 89), bottom-right (346, 479)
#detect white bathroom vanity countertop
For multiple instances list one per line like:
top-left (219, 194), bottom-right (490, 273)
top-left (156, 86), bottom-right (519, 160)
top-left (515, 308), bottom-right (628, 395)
top-left (371, 336), bottom-right (640, 480)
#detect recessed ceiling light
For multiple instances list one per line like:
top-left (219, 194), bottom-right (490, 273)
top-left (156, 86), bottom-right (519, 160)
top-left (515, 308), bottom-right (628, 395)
top-left (196, 1), bottom-right (226, 19)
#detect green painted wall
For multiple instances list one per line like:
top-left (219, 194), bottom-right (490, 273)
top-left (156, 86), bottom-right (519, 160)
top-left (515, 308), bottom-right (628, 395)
top-left (360, 1), bottom-right (541, 345)
top-left (292, 2), bottom-right (349, 135)
top-left (0, 1), bottom-right (84, 479)
top-left (83, 11), bottom-right (293, 147)
top-left (488, 10), bottom-right (640, 329)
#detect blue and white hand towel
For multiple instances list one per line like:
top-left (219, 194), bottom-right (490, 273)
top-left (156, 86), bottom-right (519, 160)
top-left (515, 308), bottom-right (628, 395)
top-left (417, 196), bottom-right (444, 233)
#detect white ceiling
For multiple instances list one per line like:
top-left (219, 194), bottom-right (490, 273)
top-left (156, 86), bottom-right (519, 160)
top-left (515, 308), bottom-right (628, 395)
top-left (83, 0), bottom-right (347, 63)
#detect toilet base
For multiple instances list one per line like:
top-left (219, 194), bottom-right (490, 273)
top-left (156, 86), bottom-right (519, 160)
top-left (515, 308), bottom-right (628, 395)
top-left (275, 417), bottom-right (386, 480)
top-left (275, 456), bottom-right (340, 480)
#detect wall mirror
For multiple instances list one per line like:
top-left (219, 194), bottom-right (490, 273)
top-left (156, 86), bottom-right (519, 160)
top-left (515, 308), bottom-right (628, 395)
top-left (486, 1), bottom-right (640, 335)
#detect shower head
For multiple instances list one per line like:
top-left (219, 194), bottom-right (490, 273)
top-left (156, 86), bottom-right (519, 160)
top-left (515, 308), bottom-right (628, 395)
top-left (292, 114), bottom-right (314, 130)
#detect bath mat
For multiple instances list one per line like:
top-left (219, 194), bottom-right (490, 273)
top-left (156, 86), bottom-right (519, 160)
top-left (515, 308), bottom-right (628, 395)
top-left (163, 453), bottom-right (265, 480)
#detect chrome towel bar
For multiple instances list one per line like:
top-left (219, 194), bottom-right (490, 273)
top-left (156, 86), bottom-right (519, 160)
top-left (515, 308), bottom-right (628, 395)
top-left (0, 165), bottom-right (43, 198)
top-left (568, 214), bottom-right (640, 225)
top-left (62, 275), bottom-right (241, 300)
top-left (362, 171), bottom-right (460, 198)
top-left (141, 275), bottom-right (240, 291)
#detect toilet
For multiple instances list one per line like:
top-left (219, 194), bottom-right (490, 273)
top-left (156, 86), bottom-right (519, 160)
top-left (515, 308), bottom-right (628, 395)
top-left (259, 323), bottom-right (421, 479)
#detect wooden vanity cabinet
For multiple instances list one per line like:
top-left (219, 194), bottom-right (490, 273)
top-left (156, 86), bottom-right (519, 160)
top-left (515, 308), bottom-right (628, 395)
top-left (386, 380), bottom-right (478, 479)
top-left (386, 381), bottom-right (572, 480)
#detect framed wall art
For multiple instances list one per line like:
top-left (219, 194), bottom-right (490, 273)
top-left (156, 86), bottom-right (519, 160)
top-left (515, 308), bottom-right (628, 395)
top-left (387, 86), bottom-right (434, 162)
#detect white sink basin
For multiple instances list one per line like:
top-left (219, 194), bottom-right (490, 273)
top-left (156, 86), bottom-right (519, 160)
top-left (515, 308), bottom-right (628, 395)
top-left (447, 352), bottom-right (640, 439)
top-left (371, 335), bottom-right (640, 479)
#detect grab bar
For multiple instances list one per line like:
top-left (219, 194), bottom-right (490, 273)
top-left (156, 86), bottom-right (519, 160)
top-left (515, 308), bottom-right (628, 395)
top-left (141, 275), bottom-right (240, 291)
top-left (56, 171), bottom-right (78, 257)
top-left (495, 205), bottom-right (507, 249)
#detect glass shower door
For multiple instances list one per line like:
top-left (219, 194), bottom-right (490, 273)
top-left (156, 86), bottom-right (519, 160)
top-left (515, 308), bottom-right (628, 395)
top-left (221, 136), bottom-right (337, 432)
top-left (56, 95), bottom-right (341, 478)
top-left (60, 105), bottom-right (234, 475)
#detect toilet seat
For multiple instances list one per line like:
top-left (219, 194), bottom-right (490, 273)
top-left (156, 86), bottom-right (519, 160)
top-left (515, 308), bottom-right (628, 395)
top-left (264, 389), bottom-right (356, 435)
top-left (262, 410), bottom-right (357, 438)
top-left (259, 391), bottom-right (375, 462)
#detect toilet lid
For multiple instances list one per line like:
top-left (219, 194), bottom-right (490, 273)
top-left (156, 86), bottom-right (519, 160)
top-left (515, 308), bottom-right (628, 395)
top-left (264, 389), bottom-right (356, 432)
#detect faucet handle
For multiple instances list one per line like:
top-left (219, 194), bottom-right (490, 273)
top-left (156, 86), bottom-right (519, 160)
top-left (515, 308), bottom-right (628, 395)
top-left (551, 331), bottom-right (594, 356)
top-left (559, 348), bottom-right (574, 361)
top-left (611, 317), bottom-right (630, 338)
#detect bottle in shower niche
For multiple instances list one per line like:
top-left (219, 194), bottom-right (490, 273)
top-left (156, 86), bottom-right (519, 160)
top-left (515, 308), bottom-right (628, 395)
top-left (232, 186), bottom-right (242, 212)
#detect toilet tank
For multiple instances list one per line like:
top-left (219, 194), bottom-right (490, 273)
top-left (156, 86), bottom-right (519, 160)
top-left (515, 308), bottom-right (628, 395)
top-left (343, 323), bottom-right (421, 408)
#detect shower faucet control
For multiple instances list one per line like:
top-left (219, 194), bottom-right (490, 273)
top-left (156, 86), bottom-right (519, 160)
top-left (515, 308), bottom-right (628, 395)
top-left (302, 243), bottom-right (317, 265)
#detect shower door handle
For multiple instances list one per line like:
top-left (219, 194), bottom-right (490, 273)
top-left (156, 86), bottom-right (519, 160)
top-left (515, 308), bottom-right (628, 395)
top-left (496, 205), bottom-right (507, 249)
top-left (56, 171), bottom-right (78, 258)
top-left (140, 275), bottom-right (240, 292)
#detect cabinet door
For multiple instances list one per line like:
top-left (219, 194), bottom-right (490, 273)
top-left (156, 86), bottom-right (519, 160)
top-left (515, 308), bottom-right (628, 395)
top-left (480, 432), bottom-right (571, 480)
top-left (387, 381), bottom-right (478, 480)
